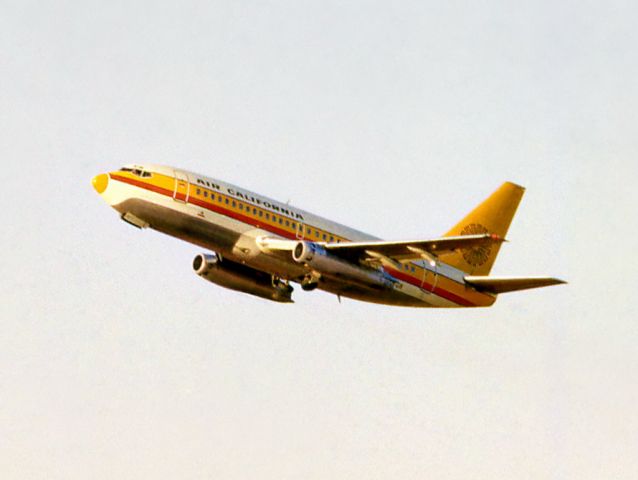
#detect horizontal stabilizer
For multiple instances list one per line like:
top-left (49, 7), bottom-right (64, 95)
top-left (464, 276), bottom-right (566, 294)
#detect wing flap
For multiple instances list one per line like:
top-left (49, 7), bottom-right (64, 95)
top-left (464, 276), bottom-right (566, 294)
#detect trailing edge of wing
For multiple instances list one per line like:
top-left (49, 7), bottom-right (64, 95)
top-left (464, 276), bottom-right (567, 294)
top-left (324, 234), bottom-right (505, 262)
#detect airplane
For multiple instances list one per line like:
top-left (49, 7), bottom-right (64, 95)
top-left (91, 165), bottom-right (565, 307)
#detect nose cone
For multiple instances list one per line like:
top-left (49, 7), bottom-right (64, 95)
top-left (92, 174), bottom-right (109, 194)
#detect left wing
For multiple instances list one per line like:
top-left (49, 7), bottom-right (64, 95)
top-left (258, 234), bottom-right (504, 264)
top-left (322, 234), bottom-right (504, 263)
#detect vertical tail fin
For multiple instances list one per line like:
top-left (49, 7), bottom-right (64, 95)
top-left (442, 182), bottom-right (525, 275)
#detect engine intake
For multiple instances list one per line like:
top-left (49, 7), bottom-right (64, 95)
top-left (193, 253), bottom-right (293, 303)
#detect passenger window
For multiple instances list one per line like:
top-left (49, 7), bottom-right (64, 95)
top-left (259, 211), bottom-right (263, 217)
top-left (266, 213), bottom-right (270, 220)
top-left (239, 204), bottom-right (243, 210)
top-left (315, 231), bottom-right (319, 237)
top-left (285, 220), bottom-right (290, 226)
top-left (322, 234), bottom-right (327, 240)
top-left (196, 188), bottom-right (201, 195)
top-left (329, 236), bottom-right (334, 242)
top-left (204, 191), bottom-right (208, 198)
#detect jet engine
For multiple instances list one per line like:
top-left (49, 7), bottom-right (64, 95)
top-left (292, 241), bottom-right (393, 290)
top-left (193, 253), bottom-right (293, 303)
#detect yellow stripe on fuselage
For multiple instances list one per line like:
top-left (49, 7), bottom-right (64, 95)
top-left (110, 170), bottom-right (495, 307)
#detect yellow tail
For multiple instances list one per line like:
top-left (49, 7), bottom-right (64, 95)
top-left (442, 182), bottom-right (525, 275)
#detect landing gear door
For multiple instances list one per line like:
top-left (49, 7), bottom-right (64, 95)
top-left (173, 170), bottom-right (190, 203)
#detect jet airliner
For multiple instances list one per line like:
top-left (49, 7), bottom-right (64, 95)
top-left (92, 165), bottom-right (564, 306)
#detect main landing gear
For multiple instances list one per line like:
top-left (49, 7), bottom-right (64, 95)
top-left (300, 273), bottom-right (320, 291)
top-left (271, 276), bottom-right (293, 292)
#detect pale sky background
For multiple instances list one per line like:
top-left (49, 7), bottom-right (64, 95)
top-left (1, 1), bottom-right (637, 479)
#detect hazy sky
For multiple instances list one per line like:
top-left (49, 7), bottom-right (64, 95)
top-left (1, 1), bottom-right (636, 478)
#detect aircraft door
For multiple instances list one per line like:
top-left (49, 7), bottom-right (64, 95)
top-left (419, 261), bottom-right (428, 290)
top-left (430, 261), bottom-right (439, 293)
top-left (173, 170), bottom-right (190, 203)
top-left (295, 221), bottom-right (305, 240)
top-left (420, 259), bottom-right (439, 293)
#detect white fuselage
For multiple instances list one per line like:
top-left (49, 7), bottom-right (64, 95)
top-left (94, 164), bottom-right (494, 307)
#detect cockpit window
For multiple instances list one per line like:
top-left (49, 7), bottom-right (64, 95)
top-left (119, 167), bottom-right (152, 178)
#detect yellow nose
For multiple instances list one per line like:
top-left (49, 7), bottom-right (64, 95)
top-left (92, 174), bottom-right (109, 194)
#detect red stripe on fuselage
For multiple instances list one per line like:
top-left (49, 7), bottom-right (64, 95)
top-left (384, 267), bottom-right (475, 306)
top-left (110, 173), bottom-right (299, 240)
top-left (110, 173), bottom-right (479, 306)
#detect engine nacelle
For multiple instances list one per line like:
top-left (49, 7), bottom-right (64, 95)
top-left (292, 241), bottom-right (393, 290)
top-left (193, 253), bottom-right (293, 303)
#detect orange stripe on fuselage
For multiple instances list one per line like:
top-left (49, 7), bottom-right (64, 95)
top-left (386, 267), bottom-right (478, 307)
top-left (111, 173), bottom-right (300, 239)
top-left (110, 172), bottom-right (494, 307)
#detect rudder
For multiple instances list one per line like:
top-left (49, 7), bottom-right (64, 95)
top-left (442, 182), bottom-right (525, 275)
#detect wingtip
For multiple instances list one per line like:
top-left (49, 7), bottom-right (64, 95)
top-left (490, 233), bottom-right (508, 243)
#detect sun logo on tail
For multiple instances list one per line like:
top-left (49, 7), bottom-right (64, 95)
top-left (460, 223), bottom-right (491, 266)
